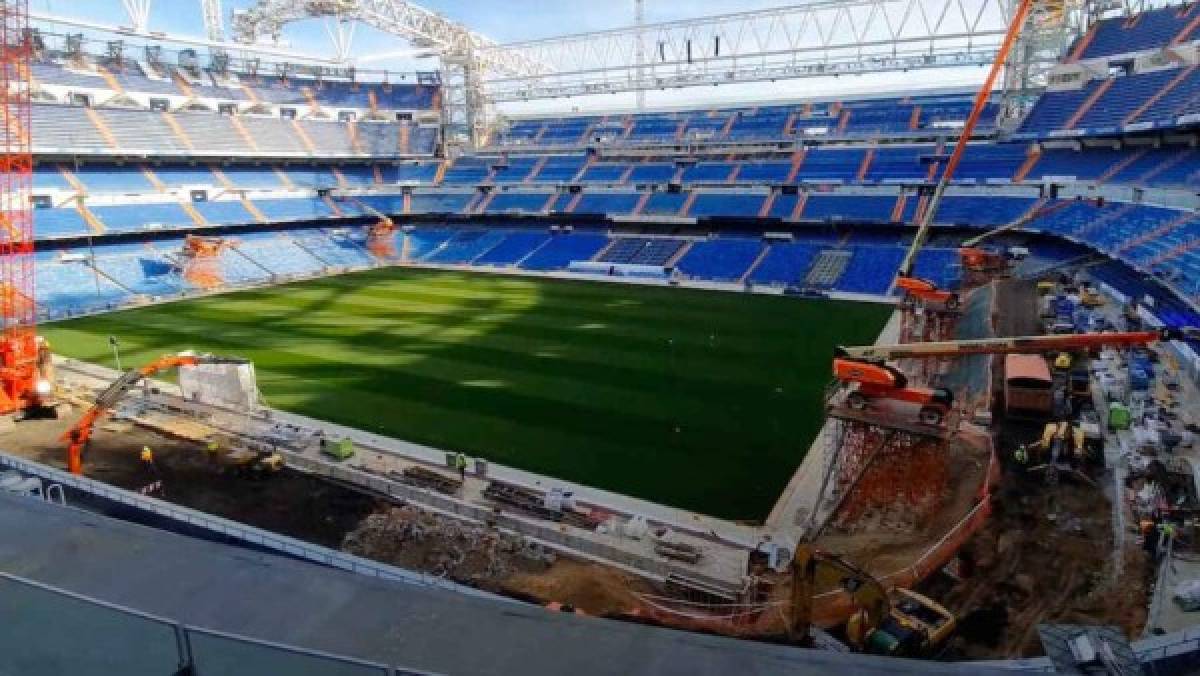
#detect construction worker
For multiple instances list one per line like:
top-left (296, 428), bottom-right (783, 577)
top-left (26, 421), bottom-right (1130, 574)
top-left (1158, 521), bottom-right (1177, 558)
top-left (206, 439), bottom-right (220, 454)
top-left (1013, 444), bottom-right (1029, 466)
top-left (140, 446), bottom-right (154, 465)
top-left (454, 452), bottom-right (468, 482)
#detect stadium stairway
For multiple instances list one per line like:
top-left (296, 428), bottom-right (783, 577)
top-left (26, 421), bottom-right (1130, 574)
top-left (804, 250), bottom-right (853, 288)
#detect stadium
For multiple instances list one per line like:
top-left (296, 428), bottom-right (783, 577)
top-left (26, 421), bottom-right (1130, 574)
top-left (3, 0), bottom-right (1200, 672)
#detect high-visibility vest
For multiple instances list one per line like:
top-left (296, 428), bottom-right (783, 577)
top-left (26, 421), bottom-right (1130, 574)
top-left (455, 454), bottom-right (467, 469)
top-left (140, 447), bottom-right (154, 463)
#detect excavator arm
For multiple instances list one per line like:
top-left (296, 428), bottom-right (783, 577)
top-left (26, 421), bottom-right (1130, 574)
top-left (791, 544), bottom-right (890, 643)
top-left (62, 353), bottom-right (249, 474)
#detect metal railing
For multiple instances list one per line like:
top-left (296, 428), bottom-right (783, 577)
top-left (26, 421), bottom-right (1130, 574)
top-left (0, 572), bottom-right (437, 676)
top-left (0, 451), bottom-right (498, 600)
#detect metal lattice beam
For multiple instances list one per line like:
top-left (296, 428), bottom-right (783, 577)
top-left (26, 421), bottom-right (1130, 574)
top-left (230, 0), bottom-right (543, 75)
top-left (202, 0), bottom-right (224, 42)
top-left (479, 0), bottom-right (1030, 102)
top-left (121, 0), bottom-right (154, 33)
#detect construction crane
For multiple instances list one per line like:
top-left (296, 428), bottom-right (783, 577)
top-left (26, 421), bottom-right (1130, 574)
top-left (893, 0), bottom-right (1035, 308)
top-left (790, 544), bottom-right (956, 656)
top-left (62, 353), bottom-right (250, 474)
top-left (0, 0), bottom-right (51, 417)
top-left (956, 199), bottom-right (1105, 286)
top-left (832, 328), bottom-right (1194, 425)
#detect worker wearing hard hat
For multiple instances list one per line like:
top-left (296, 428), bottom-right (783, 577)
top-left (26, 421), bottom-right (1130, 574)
top-left (140, 446), bottom-right (154, 465)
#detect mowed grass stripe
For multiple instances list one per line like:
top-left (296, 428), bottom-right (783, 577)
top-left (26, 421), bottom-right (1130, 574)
top-left (145, 281), bottom-right (816, 386)
top-left (90, 310), bottom-right (759, 428)
top-left (152, 301), bottom-right (808, 388)
top-left (195, 281), bottom-right (811, 349)
top-left (44, 267), bottom-right (890, 519)
top-left (220, 269), bottom-right (814, 336)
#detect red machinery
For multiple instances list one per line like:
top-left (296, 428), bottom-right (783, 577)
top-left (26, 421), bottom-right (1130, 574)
top-left (832, 328), bottom-right (1195, 425)
top-left (833, 358), bottom-right (954, 426)
top-left (62, 353), bottom-right (249, 474)
top-left (956, 200), bottom-right (1102, 285)
top-left (0, 0), bottom-right (48, 416)
top-left (181, 235), bottom-right (231, 289)
top-left (893, 0), bottom-right (1035, 309)
top-left (351, 198), bottom-right (398, 259)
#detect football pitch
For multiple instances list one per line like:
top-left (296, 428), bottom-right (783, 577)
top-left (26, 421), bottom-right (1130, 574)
top-left (43, 268), bottom-right (892, 520)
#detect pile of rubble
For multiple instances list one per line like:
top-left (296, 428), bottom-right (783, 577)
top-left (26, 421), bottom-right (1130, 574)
top-left (342, 505), bottom-right (557, 584)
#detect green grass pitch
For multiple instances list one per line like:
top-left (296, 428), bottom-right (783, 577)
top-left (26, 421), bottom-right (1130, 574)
top-left (43, 268), bottom-right (891, 520)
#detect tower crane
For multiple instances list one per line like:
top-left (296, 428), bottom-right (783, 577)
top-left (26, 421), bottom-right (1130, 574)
top-left (831, 328), bottom-right (1195, 426)
top-left (0, 0), bottom-right (55, 416)
top-left (62, 353), bottom-right (250, 474)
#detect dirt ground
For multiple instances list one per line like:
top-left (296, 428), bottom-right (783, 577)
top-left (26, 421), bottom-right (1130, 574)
top-left (927, 473), bottom-right (1148, 658)
top-left (2, 414), bottom-right (379, 548)
top-left (2, 412), bottom-right (657, 616)
top-left (992, 277), bottom-right (1043, 339)
top-left (341, 504), bottom-right (656, 615)
top-left (816, 436), bottom-right (991, 577)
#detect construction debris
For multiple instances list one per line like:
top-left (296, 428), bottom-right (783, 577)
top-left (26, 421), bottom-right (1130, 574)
top-left (483, 480), bottom-right (603, 530)
top-left (342, 505), bottom-right (557, 583)
top-left (391, 465), bottom-right (463, 495)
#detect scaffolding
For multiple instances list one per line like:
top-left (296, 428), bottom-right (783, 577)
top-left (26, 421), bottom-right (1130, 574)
top-left (831, 422), bottom-right (949, 530)
top-left (0, 0), bottom-right (39, 415)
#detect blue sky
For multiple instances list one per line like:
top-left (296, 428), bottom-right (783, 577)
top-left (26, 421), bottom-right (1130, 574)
top-left (31, 1), bottom-right (990, 113)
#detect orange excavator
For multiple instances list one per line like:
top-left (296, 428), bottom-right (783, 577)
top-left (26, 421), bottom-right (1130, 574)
top-left (894, 0), bottom-right (1036, 309)
top-left (832, 328), bottom-right (1195, 426)
top-left (62, 353), bottom-right (249, 474)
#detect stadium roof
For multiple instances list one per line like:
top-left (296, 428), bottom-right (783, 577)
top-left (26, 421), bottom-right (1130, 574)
top-left (31, 0), bottom-right (1006, 113)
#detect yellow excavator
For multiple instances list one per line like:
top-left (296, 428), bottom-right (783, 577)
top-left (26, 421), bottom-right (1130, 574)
top-left (791, 544), bottom-right (957, 656)
top-left (1023, 420), bottom-right (1097, 485)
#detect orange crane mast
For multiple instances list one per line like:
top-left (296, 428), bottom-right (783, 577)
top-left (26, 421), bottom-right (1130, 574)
top-left (894, 0), bottom-right (1036, 305)
top-left (0, 0), bottom-right (48, 415)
